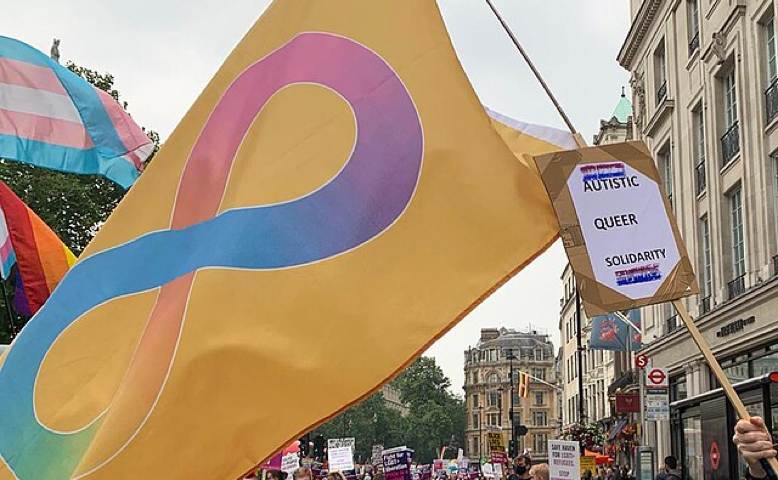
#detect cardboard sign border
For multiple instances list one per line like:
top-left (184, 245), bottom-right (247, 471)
top-left (534, 140), bottom-right (698, 317)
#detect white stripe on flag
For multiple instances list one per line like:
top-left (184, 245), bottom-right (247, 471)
top-left (485, 107), bottom-right (578, 151)
top-left (0, 82), bottom-right (82, 124)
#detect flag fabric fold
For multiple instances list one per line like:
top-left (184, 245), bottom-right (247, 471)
top-left (0, 3), bottom-right (572, 480)
top-left (0, 180), bottom-right (76, 316)
top-left (0, 36), bottom-right (153, 188)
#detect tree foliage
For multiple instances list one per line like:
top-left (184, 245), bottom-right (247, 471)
top-left (311, 357), bottom-right (465, 465)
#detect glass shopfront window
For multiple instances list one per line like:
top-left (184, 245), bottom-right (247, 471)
top-left (671, 375), bottom-right (688, 402)
top-left (683, 416), bottom-right (703, 480)
top-left (754, 352), bottom-right (778, 377)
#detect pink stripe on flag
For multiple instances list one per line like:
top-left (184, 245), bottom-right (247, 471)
top-left (0, 238), bottom-right (12, 261)
top-left (0, 108), bottom-right (93, 149)
top-left (0, 58), bottom-right (67, 95)
top-left (96, 89), bottom-right (152, 154)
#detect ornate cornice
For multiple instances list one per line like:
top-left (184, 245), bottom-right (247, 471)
top-left (618, 0), bottom-right (664, 70)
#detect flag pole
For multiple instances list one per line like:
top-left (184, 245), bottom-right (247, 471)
top-left (0, 279), bottom-right (17, 338)
top-left (482, 0), bottom-right (581, 143)
top-left (483, 2), bottom-right (778, 477)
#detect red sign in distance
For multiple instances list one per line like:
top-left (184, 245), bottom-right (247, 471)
top-left (647, 368), bottom-right (667, 387)
top-left (635, 354), bottom-right (649, 370)
top-left (710, 441), bottom-right (720, 470)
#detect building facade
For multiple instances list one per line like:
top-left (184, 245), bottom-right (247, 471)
top-left (559, 94), bottom-right (635, 431)
top-left (463, 328), bottom-right (558, 463)
top-left (618, 0), bottom-right (778, 477)
top-left (380, 384), bottom-right (409, 417)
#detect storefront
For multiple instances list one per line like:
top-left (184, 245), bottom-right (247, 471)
top-left (671, 373), bottom-right (778, 480)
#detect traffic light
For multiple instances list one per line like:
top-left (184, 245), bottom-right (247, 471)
top-left (313, 435), bottom-right (326, 459)
top-left (514, 424), bottom-right (528, 437)
top-left (300, 435), bottom-right (310, 457)
top-left (508, 440), bottom-right (518, 458)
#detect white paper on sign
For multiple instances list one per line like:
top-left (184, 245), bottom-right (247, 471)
top-left (567, 162), bottom-right (681, 300)
top-left (328, 446), bottom-right (355, 472)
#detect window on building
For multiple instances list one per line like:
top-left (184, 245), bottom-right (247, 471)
top-left (670, 375), bottom-right (688, 402)
top-left (724, 70), bottom-right (738, 128)
top-left (472, 394), bottom-right (479, 408)
top-left (488, 391), bottom-right (501, 408)
top-left (660, 147), bottom-right (673, 209)
top-left (535, 391), bottom-right (545, 406)
top-left (473, 371), bottom-right (479, 384)
top-left (488, 349), bottom-right (498, 362)
top-left (472, 413), bottom-right (479, 429)
top-left (729, 187), bottom-right (746, 286)
top-left (533, 434), bottom-right (548, 454)
top-left (684, 417), bottom-right (704, 480)
top-left (532, 368), bottom-right (546, 381)
top-left (533, 411), bottom-right (548, 426)
top-left (767, 15), bottom-right (777, 83)
top-left (694, 106), bottom-right (706, 194)
top-left (699, 216), bottom-right (712, 313)
top-left (655, 41), bottom-right (667, 104)
top-left (512, 390), bottom-right (520, 407)
top-left (487, 413), bottom-right (500, 426)
top-left (487, 373), bottom-right (500, 384)
top-left (513, 411), bottom-right (521, 426)
top-left (688, 0), bottom-right (700, 55)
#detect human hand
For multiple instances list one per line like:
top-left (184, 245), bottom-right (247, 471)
top-left (733, 416), bottom-right (776, 478)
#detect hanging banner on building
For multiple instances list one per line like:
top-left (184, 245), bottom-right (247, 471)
top-left (589, 309), bottom-right (642, 351)
top-left (534, 141), bottom-right (698, 316)
top-left (549, 440), bottom-right (580, 480)
top-left (382, 448), bottom-right (413, 480)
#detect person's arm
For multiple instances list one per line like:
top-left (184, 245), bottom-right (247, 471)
top-left (733, 417), bottom-right (777, 479)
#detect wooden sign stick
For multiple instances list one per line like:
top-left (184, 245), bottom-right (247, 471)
top-left (673, 299), bottom-right (778, 477)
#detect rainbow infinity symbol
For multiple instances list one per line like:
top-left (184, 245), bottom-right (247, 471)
top-left (0, 32), bottom-right (423, 480)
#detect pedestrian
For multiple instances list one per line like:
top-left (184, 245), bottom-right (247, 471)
top-left (327, 472), bottom-right (347, 480)
top-left (267, 471), bottom-right (288, 480)
top-left (514, 455), bottom-right (532, 480)
top-left (295, 468), bottom-right (315, 480)
top-left (583, 469), bottom-right (593, 480)
top-left (619, 464), bottom-right (633, 480)
top-left (506, 465), bottom-right (520, 480)
top-left (654, 455), bottom-right (681, 480)
top-left (364, 466), bottom-right (373, 480)
top-left (527, 463), bottom-right (548, 480)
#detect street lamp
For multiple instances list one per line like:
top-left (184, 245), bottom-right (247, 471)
top-left (497, 387), bottom-right (504, 429)
top-left (504, 349), bottom-right (518, 455)
top-left (477, 405), bottom-right (484, 467)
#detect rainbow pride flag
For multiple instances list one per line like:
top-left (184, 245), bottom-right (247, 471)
top-left (0, 36), bottom-right (154, 188)
top-left (0, 181), bottom-right (75, 315)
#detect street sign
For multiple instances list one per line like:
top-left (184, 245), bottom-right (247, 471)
top-left (635, 353), bottom-right (649, 370)
top-left (646, 368), bottom-right (668, 388)
top-left (644, 367), bottom-right (669, 421)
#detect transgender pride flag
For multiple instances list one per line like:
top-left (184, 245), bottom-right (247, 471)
top-left (0, 205), bottom-right (15, 280)
top-left (0, 36), bottom-right (153, 188)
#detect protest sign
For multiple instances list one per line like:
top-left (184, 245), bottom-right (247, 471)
top-left (329, 438), bottom-right (356, 453)
top-left (535, 141), bottom-right (697, 316)
top-left (382, 448), bottom-right (413, 480)
top-left (328, 447), bottom-right (355, 472)
top-left (419, 464), bottom-right (432, 480)
top-left (487, 431), bottom-right (506, 463)
top-left (548, 440), bottom-right (580, 480)
top-left (283, 453), bottom-right (301, 478)
top-left (433, 460), bottom-right (444, 472)
top-left (372, 444), bottom-right (385, 466)
top-left (579, 456), bottom-right (596, 475)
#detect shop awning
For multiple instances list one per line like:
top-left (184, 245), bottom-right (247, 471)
top-left (607, 419), bottom-right (628, 441)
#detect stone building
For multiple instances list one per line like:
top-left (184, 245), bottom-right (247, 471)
top-left (618, 0), bottom-right (778, 477)
top-left (463, 328), bottom-right (558, 463)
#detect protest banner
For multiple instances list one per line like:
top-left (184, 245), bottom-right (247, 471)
top-left (548, 440), bottom-right (580, 480)
top-left (534, 141), bottom-right (697, 316)
top-left (433, 460), bottom-right (444, 472)
top-left (382, 448), bottom-right (413, 480)
top-left (487, 431), bottom-right (506, 464)
top-left (328, 447), bottom-right (355, 472)
top-left (419, 464), bottom-right (432, 480)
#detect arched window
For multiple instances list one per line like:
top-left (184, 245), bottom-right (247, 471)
top-left (487, 373), bottom-right (501, 384)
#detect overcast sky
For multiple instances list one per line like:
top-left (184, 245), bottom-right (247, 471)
top-left (4, 0), bottom-right (631, 393)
